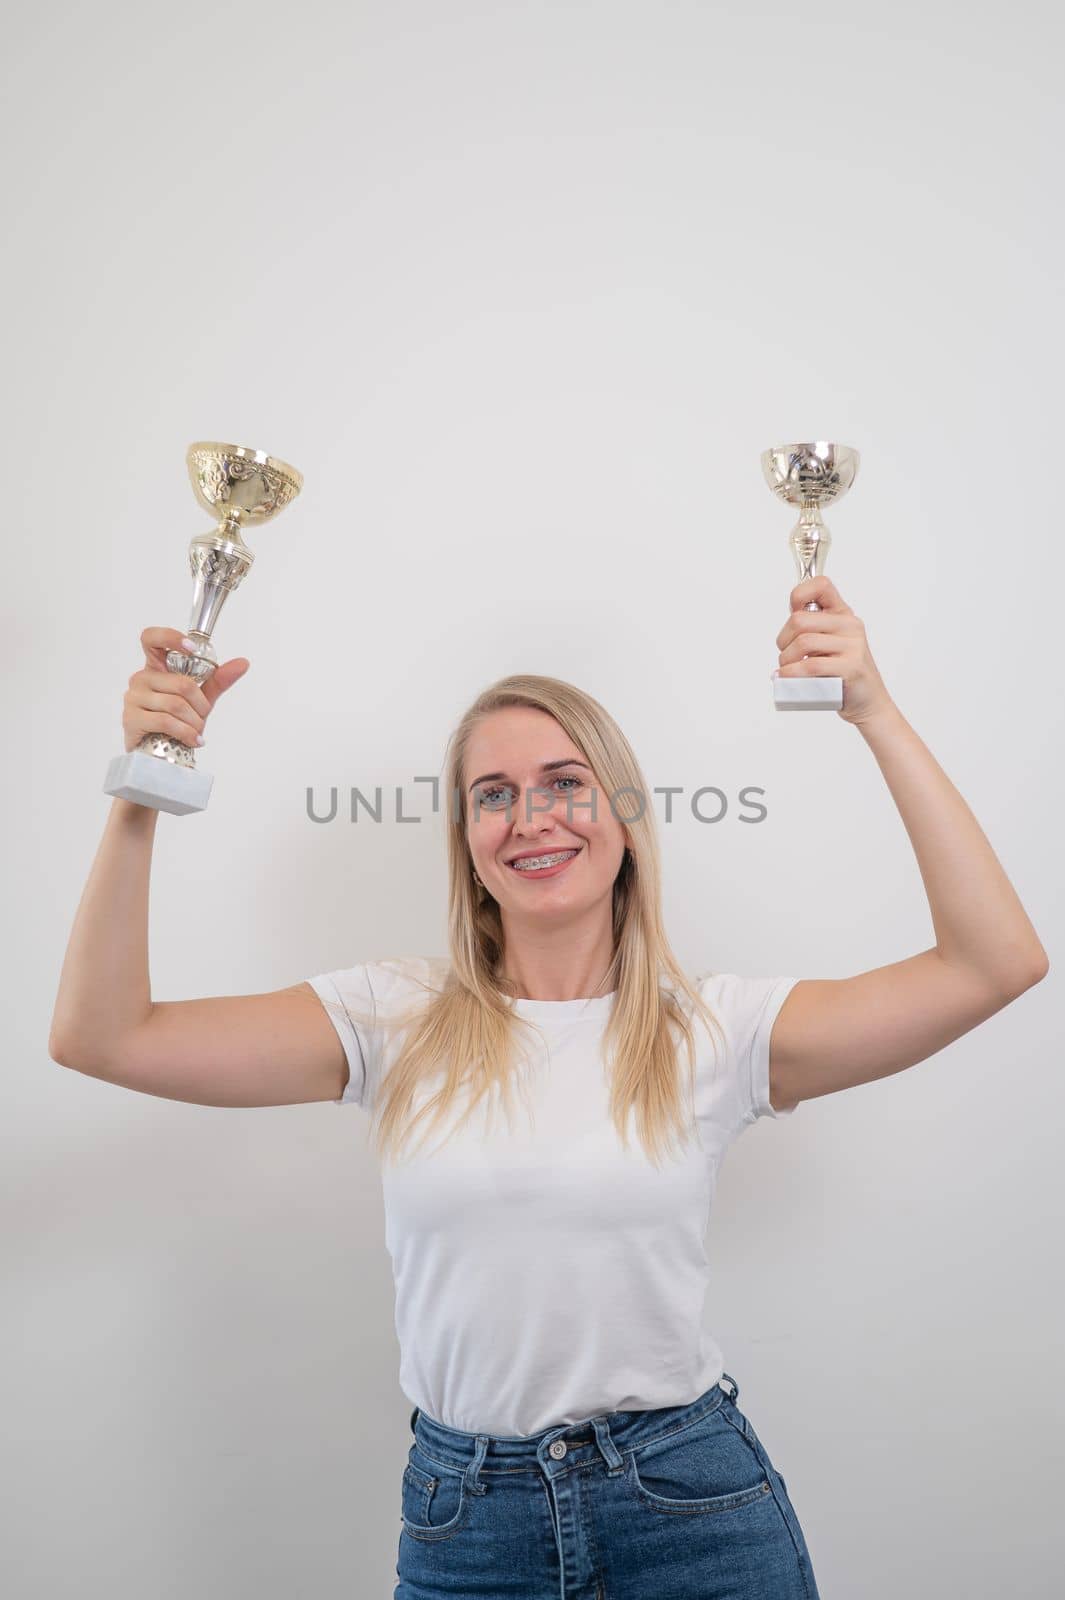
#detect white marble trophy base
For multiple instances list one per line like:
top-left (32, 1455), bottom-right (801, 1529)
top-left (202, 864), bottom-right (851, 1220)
top-left (103, 749), bottom-right (213, 815)
top-left (774, 676), bottom-right (844, 712)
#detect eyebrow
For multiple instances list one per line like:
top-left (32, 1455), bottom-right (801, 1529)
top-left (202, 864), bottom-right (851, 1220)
top-left (468, 758), bottom-right (592, 793)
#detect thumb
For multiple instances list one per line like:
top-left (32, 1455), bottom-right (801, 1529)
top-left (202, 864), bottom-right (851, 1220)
top-left (203, 657), bottom-right (250, 707)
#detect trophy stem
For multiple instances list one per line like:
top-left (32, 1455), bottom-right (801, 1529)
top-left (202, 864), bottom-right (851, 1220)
top-left (790, 508), bottom-right (831, 612)
top-left (188, 523), bottom-right (255, 638)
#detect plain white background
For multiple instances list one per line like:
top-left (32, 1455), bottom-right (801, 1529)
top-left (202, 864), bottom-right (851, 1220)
top-left (4, 2), bottom-right (1062, 1594)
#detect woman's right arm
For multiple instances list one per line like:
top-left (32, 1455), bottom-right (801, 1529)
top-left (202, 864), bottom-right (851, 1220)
top-left (47, 628), bottom-right (348, 1108)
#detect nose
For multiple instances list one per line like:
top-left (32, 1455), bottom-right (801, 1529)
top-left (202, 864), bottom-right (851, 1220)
top-left (508, 787), bottom-right (569, 836)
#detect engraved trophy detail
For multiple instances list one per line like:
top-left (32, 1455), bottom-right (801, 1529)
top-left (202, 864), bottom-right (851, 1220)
top-left (103, 441), bottom-right (303, 814)
top-left (761, 441), bottom-right (859, 712)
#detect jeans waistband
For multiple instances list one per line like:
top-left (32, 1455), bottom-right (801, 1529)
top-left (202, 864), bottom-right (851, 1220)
top-left (408, 1373), bottom-right (740, 1492)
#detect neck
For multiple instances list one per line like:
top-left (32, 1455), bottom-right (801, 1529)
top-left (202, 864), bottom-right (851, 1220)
top-left (499, 945), bottom-right (617, 1003)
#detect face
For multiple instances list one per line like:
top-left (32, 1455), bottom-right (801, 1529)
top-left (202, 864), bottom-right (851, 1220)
top-left (464, 706), bottom-right (630, 916)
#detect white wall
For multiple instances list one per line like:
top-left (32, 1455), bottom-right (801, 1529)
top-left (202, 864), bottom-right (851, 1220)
top-left (5, 2), bottom-right (1062, 1595)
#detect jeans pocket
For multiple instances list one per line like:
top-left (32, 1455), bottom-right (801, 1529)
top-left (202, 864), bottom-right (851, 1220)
top-left (400, 1452), bottom-right (471, 1543)
top-left (721, 1406), bottom-right (818, 1584)
top-left (626, 1409), bottom-right (772, 1515)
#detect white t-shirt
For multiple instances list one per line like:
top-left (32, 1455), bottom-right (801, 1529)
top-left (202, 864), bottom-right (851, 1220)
top-left (305, 955), bottom-right (800, 1439)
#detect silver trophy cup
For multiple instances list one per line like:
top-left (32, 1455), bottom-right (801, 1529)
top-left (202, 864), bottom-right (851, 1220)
top-left (761, 441), bottom-right (859, 712)
top-left (103, 441), bottom-right (303, 814)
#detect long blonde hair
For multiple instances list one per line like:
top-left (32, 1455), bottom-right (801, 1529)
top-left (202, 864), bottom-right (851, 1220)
top-left (322, 674), bottom-right (726, 1168)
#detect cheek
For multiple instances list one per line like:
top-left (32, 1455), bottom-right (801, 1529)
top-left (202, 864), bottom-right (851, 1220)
top-left (467, 812), bottom-right (507, 854)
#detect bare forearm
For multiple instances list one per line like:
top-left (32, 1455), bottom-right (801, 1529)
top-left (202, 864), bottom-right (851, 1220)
top-left (856, 702), bottom-right (1048, 988)
top-left (49, 798), bottom-right (160, 1064)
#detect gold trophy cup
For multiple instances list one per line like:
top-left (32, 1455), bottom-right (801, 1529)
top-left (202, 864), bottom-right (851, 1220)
top-left (103, 441), bottom-right (303, 814)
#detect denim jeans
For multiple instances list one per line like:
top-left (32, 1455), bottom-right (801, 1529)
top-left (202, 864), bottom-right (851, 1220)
top-left (395, 1372), bottom-right (820, 1598)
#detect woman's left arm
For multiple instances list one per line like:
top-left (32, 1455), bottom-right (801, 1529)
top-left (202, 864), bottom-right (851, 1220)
top-left (767, 574), bottom-right (1049, 1113)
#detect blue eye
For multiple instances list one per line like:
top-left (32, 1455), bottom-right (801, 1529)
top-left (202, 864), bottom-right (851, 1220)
top-left (476, 774), bottom-right (584, 809)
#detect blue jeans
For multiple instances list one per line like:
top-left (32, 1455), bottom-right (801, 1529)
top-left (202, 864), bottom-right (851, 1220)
top-left (395, 1372), bottom-right (820, 1598)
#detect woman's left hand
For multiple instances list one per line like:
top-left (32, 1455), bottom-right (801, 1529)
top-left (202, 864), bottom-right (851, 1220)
top-left (774, 576), bottom-right (896, 726)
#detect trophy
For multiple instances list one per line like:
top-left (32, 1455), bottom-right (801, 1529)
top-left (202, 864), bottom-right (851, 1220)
top-left (761, 441), bottom-right (859, 712)
top-left (103, 441), bottom-right (303, 815)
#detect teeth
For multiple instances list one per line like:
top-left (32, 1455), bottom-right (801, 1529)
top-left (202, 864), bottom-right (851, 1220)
top-left (511, 850), bottom-right (577, 872)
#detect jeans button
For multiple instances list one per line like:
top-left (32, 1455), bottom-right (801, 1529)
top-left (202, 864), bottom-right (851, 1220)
top-left (549, 1439), bottom-right (567, 1459)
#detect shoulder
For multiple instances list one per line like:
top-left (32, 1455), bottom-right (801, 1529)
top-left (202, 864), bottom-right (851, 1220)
top-left (689, 970), bottom-right (801, 1056)
top-left (315, 954), bottom-right (451, 1014)
top-left (687, 970), bottom-right (802, 1123)
top-left (694, 960), bottom-right (793, 1011)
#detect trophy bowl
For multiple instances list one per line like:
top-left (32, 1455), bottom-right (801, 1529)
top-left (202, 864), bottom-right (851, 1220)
top-left (186, 441), bottom-right (304, 526)
top-left (760, 441), bottom-right (859, 507)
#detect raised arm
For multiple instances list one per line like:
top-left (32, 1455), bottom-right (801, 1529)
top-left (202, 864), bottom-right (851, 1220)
top-left (764, 577), bottom-right (1049, 1113)
top-left (48, 628), bottom-right (347, 1109)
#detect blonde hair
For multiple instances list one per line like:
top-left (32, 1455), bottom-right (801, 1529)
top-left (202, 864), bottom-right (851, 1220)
top-left (322, 673), bottom-right (726, 1168)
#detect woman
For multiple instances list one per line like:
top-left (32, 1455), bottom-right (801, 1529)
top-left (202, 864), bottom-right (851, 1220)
top-left (50, 574), bottom-right (1048, 1599)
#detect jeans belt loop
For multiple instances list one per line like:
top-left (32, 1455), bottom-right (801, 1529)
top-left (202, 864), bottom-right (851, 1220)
top-left (465, 1434), bottom-right (490, 1495)
top-left (591, 1415), bottom-right (624, 1474)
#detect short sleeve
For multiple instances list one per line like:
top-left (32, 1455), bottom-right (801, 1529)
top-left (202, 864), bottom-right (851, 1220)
top-left (303, 967), bottom-right (377, 1107)
top-left (302, 957), bottom-right (447, 1109)
top-left (695, 971), bottom-right (802, 1132)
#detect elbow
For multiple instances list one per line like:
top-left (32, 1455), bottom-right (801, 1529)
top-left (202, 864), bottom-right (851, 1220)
top-left (49, 1023), bottom-right (90, 1071)
top-left (48, 1028), bottom-right (76, 1068)
top-left (1002, 947), bottom-right (1050, 998)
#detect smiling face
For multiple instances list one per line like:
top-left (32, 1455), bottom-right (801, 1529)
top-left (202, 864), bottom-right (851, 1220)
top-left (464, 706), bottom-right (630, 918)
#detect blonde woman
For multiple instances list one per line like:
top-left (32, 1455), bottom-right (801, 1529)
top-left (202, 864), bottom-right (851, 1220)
top-left (50, 574), bottom-right (1048, 1599)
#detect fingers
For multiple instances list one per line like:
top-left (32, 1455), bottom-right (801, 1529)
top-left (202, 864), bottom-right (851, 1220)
top-left (125, 629), bottom-right (250, 753)
top-left (777, 631), bottom-right (850, 669)
top-left (134, 667), bottom-right (212, 720)
top-left (789, 576), bottom-right (851, 613)
top-left (140, 625), bottom-right (194, 667)
top-left (776, 610), bottom-right (862, 652)
top-left (201, 658), bottom-right (250, 708)
top-left (125, 685), bottom-right (207, 747)
top-left (777, 653), bottom-right (849, 676)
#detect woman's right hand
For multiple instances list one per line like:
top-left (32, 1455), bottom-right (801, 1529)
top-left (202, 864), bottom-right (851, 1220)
top-left (123, 627), bottom-right (251, 753)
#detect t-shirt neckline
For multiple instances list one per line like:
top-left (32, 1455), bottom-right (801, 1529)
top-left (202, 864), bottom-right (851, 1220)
top-left (508, 992), bottom-right (617, 1021)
